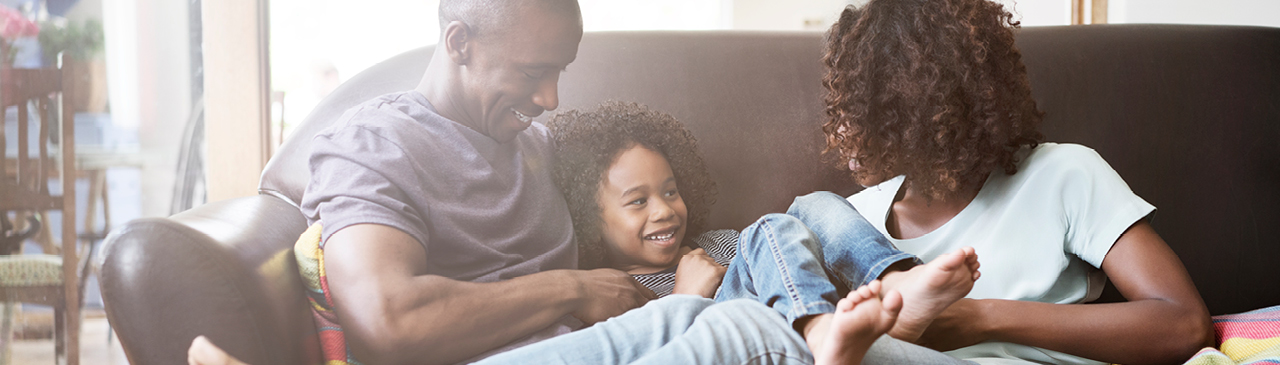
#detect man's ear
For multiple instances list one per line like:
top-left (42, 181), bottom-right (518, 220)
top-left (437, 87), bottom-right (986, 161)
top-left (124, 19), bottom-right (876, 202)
top-left (443, 20), bottom-right (472, 65)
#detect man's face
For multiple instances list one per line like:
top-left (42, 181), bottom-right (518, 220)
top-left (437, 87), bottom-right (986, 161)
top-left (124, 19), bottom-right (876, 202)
top-left (459, 9), bottom-right (583, 143)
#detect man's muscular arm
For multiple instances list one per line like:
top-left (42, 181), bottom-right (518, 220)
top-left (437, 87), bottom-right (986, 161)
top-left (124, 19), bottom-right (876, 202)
top-left (324, 224), bottom-right (654, 365)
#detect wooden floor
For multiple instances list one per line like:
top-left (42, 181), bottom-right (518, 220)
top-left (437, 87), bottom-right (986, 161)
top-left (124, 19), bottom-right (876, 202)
top-left (8, 309), bottom-right (129, 365)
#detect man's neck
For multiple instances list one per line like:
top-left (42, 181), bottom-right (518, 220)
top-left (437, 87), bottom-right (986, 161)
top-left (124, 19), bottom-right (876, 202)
top-left (416, 52), bottom-right (475, 129)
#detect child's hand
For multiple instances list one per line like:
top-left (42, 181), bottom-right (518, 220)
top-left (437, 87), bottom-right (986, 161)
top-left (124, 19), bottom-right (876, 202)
top-left (672, 248), bottom-right (727, 298)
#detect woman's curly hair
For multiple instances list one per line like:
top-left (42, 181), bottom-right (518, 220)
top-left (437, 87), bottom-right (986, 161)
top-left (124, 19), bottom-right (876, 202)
top-left (548, 101), bottom-right (718, 269)
top-left (821, 0), bottom-right (1044, 200)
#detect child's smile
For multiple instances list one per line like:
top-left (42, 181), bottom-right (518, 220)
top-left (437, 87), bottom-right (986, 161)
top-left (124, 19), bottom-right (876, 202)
top-left (597, 145), bottom-right (689, 274)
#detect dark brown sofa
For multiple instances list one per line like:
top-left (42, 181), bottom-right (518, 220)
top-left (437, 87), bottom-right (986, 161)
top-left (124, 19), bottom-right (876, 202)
top-left (99, 25), bottom-right (1280, 365)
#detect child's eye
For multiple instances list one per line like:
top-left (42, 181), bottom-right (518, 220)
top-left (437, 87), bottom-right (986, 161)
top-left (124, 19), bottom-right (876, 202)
top-left (628, 198), bottom-right (646, 206)
top-left (664, 189), bottom-right (679, 198)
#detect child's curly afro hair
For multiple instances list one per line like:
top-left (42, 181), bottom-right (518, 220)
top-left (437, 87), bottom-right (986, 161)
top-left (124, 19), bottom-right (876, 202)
top-left (547, 101), bottom-right (718, 269)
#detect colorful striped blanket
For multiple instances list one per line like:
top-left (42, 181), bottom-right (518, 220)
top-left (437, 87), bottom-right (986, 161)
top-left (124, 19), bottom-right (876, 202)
top-left (295, 223), bottom-right (362, 365)
top-left (1183, 305), bottom-right (1280, 365)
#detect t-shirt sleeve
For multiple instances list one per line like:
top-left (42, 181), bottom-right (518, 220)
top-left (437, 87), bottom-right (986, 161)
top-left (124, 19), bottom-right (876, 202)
top-left (304, 125), bottom-right (431, 249)
top-left (1057, 145), bottom-right (1156, 268)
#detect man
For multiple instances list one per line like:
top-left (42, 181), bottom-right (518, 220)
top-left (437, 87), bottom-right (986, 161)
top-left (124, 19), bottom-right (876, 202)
top-left (299, 0), bottom-right (652, 363)
top-left (295, 1), bottom-right (970, 364)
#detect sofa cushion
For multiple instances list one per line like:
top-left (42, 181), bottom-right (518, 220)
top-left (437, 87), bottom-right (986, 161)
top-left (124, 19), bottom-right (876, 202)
top-left (0, 255), bottom-right (62, 286)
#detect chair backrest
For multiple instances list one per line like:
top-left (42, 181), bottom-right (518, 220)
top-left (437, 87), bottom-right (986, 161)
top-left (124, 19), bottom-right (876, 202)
top-left (0, 59), bottom-right (82, 364)
top-left (2, 67), bottom-right (68, 207)
top-left (1, 63), bottom-right (77, 255)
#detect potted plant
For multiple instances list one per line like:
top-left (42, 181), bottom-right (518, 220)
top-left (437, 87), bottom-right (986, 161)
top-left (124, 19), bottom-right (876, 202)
top-left (38, 18), bottom-right (105, 113)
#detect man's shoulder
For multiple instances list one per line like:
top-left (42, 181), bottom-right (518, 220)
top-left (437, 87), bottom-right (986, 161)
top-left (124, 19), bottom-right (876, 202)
top-left (318, 91), bottom-right (434, 138)
top-left (518, 122), bottom-right (554, 147)
top-left (312, 91), bottom-right (449, 150)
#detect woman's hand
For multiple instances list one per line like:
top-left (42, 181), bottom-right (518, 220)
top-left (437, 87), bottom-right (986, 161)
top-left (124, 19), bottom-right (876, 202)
top-left (914, 298), bottom-right (990, 351)
top-left (672, 248), bottom-right (727, 298)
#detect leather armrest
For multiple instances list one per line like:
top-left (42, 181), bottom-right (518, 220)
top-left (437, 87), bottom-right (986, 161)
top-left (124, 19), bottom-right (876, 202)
top-left (99, 195), bottom-right (317, 365)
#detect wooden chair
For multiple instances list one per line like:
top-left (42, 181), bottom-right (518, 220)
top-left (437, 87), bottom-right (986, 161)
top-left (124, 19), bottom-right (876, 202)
top-left (0, 59), bottom-right (81, 365)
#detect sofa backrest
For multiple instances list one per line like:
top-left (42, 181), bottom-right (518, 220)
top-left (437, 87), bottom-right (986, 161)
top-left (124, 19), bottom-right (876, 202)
top-left (260, 31), bottom-right (858, 230)
top-left (264, 25), bottom-right (1280, 315)
top-left (1016, 25), bottom-right (1280, 314)
top-left (104, 25), bottom-right (1279, 365)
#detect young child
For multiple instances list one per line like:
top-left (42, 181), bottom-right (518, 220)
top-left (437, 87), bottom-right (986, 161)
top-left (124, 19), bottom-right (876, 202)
top-left (547, 101), bottom-right (981, 362)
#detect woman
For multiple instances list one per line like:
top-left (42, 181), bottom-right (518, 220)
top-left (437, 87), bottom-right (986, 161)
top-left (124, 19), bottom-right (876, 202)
top-left (822, 0), bottom-right (1213, 364)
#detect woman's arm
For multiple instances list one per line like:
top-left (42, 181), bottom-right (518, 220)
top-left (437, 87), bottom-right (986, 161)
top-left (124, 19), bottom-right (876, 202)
top-left (918, 220), bottom-right (1213, 365)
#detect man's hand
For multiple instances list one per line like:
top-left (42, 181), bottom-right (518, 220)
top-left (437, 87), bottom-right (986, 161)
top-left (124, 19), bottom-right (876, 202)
top-left (567, 269), bottom-right (656, 324)
top-left (671, 248), bottom-right (727, 298)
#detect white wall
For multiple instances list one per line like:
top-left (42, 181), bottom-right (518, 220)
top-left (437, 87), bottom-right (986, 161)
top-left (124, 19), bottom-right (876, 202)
top-left (1111, 0), bottom-right (1280, 28)
top-left (102, 0), bottom-right (190, 217)
top-left (994, 0), bottom-right (1071, 26)
top-left (731, 0), bottom-right (1073, 31)
top-left (732, 0), bottom-right (849, 30)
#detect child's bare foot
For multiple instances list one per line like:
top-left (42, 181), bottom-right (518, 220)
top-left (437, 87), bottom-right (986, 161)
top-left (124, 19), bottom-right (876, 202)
top-left (879, 247), bottom-right (979, 342)
top-left (815, 280), bottom-right (902, 365)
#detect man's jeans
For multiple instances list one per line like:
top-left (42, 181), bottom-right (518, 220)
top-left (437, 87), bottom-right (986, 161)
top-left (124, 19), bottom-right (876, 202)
top-left (473, 296), bottom-right (968, 365)
top-left (717, 191), bottom-right (921, 326)
top-left (474, 295), bottom-right (813, 364)
top-left (473, 192), bottom-right (969, 364)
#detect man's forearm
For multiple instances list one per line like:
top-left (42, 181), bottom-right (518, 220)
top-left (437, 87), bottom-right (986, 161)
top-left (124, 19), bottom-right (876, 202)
top-left (322, 224), bottom-right (589, 365)
top-left (334, 269), bottom-right (585, 365)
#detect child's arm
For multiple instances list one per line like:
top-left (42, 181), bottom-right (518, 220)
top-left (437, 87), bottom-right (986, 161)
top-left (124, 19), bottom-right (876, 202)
top-left (917, 220), bottom-right (1213, 365)
top-left (672, 248), bottom-right (728, 298)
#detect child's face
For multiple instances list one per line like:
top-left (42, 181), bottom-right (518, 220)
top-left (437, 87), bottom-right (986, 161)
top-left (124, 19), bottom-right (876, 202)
top-left (596, 145), bottom-right (689, 273)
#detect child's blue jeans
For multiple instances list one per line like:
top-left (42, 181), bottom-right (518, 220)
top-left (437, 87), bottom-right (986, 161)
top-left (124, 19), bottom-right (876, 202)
top-left (717, 191), bottom-right (921, 326)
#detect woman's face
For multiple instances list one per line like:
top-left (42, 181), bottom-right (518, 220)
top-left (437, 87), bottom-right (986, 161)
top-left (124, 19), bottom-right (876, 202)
top-left (596, 144), bottom-right (689, 274)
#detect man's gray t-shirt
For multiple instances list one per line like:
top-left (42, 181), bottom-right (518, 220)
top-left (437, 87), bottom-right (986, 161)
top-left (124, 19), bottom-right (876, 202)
top-left (300, 89), bottom-right (576, 283)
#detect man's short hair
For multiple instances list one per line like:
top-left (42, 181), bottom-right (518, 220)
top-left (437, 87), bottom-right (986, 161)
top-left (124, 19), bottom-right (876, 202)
top-left (438, 0), bottom-right (581, 38)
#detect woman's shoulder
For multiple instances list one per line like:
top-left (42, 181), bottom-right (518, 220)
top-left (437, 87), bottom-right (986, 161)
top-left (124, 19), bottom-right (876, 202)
top-left (1022, 143), bottom-right (1108, 171)
top-left (1007, 143), bottom-right (1123, 186)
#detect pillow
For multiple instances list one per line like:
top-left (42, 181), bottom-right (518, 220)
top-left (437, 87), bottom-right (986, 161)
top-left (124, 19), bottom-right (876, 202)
top-left (1182, 347), bottom-right (1238, 365)
top-left (1211, 305), bottom-right (1280, 364)
top-left (294, 223), bottom-right (359, 365)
